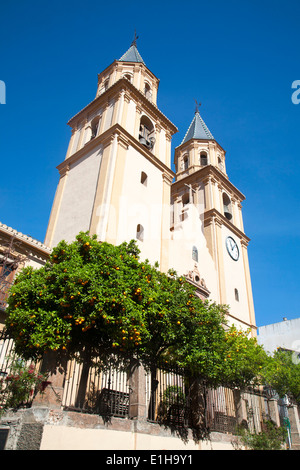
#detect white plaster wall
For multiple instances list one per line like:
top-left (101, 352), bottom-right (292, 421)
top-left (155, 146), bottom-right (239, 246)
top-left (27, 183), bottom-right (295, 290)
top-left (52, 146), bottom-right (103, 247)
top-left (159, 128), bottom-right (167, 166)
top-left (126, 101), bottom-right (136, 135)
top-left (115, 146), bottom-right (164, 267)
top-left (258, 318), bottom-right (300, 355)
top-left (71, 127), bottom-right (81, 155)
top-left (169, 203), bottom-right (218, 300)
top-left (40, 424), bottom-right (234, 450)
top-left (40, 425), bottom-right (134, 450)
top-left (103, 100), bottom-right (115, 132)
top-left (134, 432), bottom-right (200, 450)
top-left (222, 226), bottom-right (249, 328)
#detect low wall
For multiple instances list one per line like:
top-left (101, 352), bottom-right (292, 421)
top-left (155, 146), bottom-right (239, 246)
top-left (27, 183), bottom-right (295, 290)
top-left (0, 406), bottom-right (236, 451)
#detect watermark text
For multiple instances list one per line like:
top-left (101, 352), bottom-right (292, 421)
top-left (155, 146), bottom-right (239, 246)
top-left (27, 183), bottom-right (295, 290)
top-left (291, 80), bottom-right (300, 104)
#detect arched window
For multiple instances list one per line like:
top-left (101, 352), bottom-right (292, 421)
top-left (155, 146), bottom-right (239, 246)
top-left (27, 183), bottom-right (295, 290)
top-left (222, 193), bottom-right (232, 220)
top-left (192, 246), bottom-right (198, 262)
top-left (200, 152), bottom-right (208, 166)
top-left (124, 73), bottom-right (132, 82)
top-left (218, 156), bottom-right (224, 171)
top-left (139, 115), bottom-right (155, 150)
top-left (140, 171), bottom-right (148, 186)
top-left (144, 82), bottom-right (152, 100)
top-left (234, 288), bottom-right (239, 301)
top-left (183, 155), bottom-right (189, 170)
top-left (104, 78), bottom-right (109, 91)
top-left (90, 116), bottom-right (100, 139)
top-left (136, 224), bottom-right (144, 241)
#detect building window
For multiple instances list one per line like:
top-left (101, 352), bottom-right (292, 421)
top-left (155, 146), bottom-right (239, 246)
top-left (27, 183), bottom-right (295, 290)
top-left (140, 171), bottom-right (148, 186)
top-left (90, 116), bottom-right (100, 139)
top-left (192, 246), bottom-right (198, 262)
top-left (124, 74), bottom-right (132, 82)
top-left (144, 82), bottom-right (152, 100)
top-left (222, 193), bottom-right (232, 220)
top-left (139, 115), bottom-right (155, 150)
top-left (104, 78), bottom-right (109, 91)
top-left (183, 155), bottom-right (189, 170)
top-left (234, 288), bottom-right (239, 301)
top-left (218, 156), bottom-right (224, 172)
top-left (200, 152), bottom-right (208, 166)
top-left (136, 224), bottom-right (144, 241)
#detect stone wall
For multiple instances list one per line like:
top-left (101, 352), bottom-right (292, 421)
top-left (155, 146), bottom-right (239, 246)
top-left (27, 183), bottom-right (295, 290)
top-left (0, 406), bottom-right (237, 450)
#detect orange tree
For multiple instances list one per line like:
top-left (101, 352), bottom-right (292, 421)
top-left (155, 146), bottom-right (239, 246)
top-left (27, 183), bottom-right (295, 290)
top-left (260, 349), bottom-right (300, 405)
top-left (5, 232), bottom-right (267, 388)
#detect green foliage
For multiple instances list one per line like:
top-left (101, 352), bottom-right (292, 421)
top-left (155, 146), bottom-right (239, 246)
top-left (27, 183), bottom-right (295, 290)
top-left (0, 356), bottom-right (48, 416)
top-left (237, 419), bottom-right (288, 450)
top-left (260, 349), bottom-right (300, 404)
top-left (162, 385), bottom-right (186, 407)
top-left (3, 232), bottom-right (284, 390)
top-left (221, 326), bottom-right (269, 388)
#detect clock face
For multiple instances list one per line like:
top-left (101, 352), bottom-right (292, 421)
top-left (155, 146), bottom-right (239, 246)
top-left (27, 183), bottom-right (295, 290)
top-left (226, 236), bottom-right (239, 261)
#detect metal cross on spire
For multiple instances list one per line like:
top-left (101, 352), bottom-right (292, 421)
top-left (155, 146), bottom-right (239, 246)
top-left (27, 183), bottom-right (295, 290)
top-left (131, 30), bottom-right (139, 47)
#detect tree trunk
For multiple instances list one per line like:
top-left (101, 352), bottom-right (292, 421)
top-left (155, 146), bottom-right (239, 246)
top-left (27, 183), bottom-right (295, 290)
top-left (75, 347), bottom-right (92, 410)
top-left (148, 366), bottom-right (158, 421)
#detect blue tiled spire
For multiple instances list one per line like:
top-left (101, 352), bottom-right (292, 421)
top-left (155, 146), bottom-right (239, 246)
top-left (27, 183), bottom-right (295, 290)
top-left (119, 33), bottom-right (145, 64)
top-left (181, 110), bottom-right (214, 145)
top-left (119, 44), bottom-right (145, 64)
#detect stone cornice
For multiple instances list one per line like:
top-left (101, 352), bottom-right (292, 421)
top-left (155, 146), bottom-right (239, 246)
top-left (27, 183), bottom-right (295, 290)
top-left (172, 164), bottom-right (246, 202)
top-left (98, 59), bottom-right (160, 86)
top-left (57, 123), bottom-right (175, 181)
top-left (175, 137), bottom-right (226, 155)
top-left (204, 208), bottom-right (250, 244)
top-left (67, 78), bottom-right (178, 136)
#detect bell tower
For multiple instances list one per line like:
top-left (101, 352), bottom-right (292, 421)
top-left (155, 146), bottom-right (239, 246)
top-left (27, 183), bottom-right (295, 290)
top-left (171, 104), bottom-right (256, 334)
top-left (45, 38), bottom-right (178, 272)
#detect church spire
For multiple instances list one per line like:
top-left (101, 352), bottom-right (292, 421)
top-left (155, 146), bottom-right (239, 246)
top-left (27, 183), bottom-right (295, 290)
top-left (180, 103), bottom-right (214, 145)
top-left (119, 32), bottom-right (145, 64)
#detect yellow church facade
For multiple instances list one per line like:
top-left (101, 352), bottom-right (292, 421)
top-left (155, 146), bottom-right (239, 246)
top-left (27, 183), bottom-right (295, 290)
top-left (44, 39), bottom-right (256, 336)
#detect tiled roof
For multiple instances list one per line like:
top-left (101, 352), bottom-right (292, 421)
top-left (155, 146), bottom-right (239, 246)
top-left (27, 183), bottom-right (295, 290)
top-left (181, 111), bottom-right (214, 145)
top-left (119, 44), bottom-right (145, 64)
top-left (0, 222), bottom-right (50, 252)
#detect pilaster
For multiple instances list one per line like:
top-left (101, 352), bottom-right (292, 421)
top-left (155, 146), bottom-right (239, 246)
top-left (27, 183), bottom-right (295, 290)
top-left (240, 240), bottom-right (256, 335)
top-left (128, 363), bottom-right (147, 419)
top-left (32, 352), bottom-right (67, 409)
top-left (44, 166), bottom-right (69, 247)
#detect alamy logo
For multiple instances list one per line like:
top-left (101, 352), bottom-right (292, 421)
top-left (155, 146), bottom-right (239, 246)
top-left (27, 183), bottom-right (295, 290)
top-left (291, 80), bottom-right (300, 104)
top-left (0, 80), bottom-right (6, 104)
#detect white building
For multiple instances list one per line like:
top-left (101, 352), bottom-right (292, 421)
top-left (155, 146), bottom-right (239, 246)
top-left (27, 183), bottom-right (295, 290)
top-left (258, 317), bottom-right (300, 356)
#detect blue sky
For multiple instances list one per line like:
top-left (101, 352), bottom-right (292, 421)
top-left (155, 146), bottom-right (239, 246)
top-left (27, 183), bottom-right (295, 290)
top-left (0, 0), bottom-right (299, 328)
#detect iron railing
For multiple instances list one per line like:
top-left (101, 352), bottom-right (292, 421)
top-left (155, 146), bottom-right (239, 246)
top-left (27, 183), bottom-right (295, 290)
top-left (0, 330), bottom-right (42, 409)
top-left (61, 357), bottom-right (130, 418)
top-left (146, 364), bottom-right (238, 433)
top-left (0, 332), bottom-right (289, 435)
top-left (0, 330), bottom-right (15, 379)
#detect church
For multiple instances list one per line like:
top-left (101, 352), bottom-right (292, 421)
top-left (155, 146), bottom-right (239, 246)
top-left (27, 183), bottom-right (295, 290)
top-left (44, 38), bottom-right (256, 336)
top-left (4, 38), bottom-right (298, 452)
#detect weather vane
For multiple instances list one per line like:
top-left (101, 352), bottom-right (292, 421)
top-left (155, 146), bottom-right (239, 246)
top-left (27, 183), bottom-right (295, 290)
top-left (194, 99), bottom-right (201, 113)
top-left (131, 30), bottom-right (139, 46)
